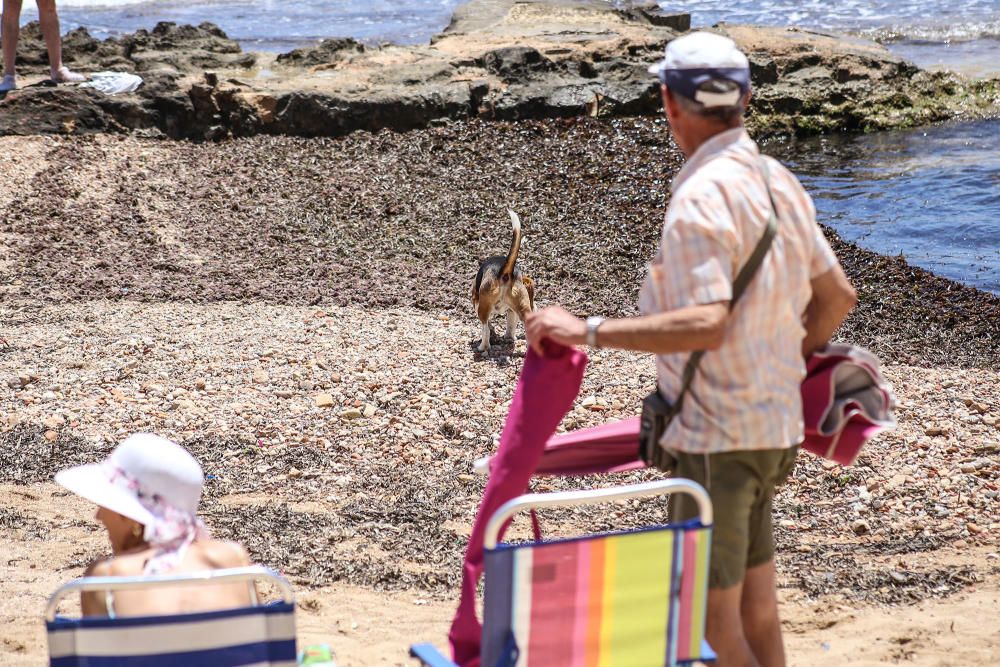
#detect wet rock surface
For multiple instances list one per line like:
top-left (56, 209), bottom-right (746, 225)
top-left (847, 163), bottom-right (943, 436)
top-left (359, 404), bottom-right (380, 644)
top-left (1, 1), bottom-right (997, 141)
top-left (275, 38), bottom-right (365, 68)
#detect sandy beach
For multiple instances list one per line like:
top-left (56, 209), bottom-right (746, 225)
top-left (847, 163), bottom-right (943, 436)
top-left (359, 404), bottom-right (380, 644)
top-left (0, 121), bottom-right (998, 664)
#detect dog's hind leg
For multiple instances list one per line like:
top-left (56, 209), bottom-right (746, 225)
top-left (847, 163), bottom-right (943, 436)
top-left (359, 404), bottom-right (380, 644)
top-left (505, 310), bottom-right (519, 339)
top-left (476, 295), bottom-right (495, 353)
top-left (522, 276), bottom-right (536, 311)
top-left (479, 320), bottom-right (492, 352)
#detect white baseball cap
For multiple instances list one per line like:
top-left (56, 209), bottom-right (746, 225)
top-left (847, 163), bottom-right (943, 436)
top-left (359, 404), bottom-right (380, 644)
top-left (55, 433), bottom-right (204, 526)
top-left (648, 32), bottom-right (751, 108)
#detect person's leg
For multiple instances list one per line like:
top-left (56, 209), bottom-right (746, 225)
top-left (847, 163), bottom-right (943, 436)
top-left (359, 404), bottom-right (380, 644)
top-left (2, 0), bottom-right (24, 78)
top-left (740, 558), bottom-right (784, 667)
top-left (671, 451), bottom-right (762, 667)
top-left (706, 582), bottom-right (762, 667)
top-left (35, 0), bottom-right (62, 74)
top-left (740, 447), bottom-right (798, 667)
top-left (35, 0), bottom-right (82, 80)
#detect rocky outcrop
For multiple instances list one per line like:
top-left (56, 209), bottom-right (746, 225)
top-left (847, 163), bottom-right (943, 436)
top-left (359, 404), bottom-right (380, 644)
top-left (275, 38), bottom-right (365, 68)
top-left (1, 0), bottom-right (997, 140)
top-left (12, 21), bottom-right (255, 75)
top-left (724, 25), bottom-right (1000, 134)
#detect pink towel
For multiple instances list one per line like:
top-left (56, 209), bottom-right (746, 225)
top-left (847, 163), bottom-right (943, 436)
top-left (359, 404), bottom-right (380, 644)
top-left (800, 343), bottom-right (895, 465)
top-left (448, 341), bottom-right (588, 667)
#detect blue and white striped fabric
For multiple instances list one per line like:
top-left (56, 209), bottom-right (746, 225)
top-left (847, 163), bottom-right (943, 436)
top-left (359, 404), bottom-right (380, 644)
top-left (46, 601), bottom-right (297, 667)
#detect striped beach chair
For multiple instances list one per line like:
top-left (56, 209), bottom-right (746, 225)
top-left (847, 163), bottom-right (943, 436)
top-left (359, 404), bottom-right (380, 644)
top-left (45, 566), bottom-right (297, 667)
top-left (412, 479), bottom-right (716, 667)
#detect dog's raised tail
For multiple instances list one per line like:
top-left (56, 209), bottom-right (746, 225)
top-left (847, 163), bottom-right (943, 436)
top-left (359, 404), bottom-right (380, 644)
top-left (500, 209), bottom-right (522, 282)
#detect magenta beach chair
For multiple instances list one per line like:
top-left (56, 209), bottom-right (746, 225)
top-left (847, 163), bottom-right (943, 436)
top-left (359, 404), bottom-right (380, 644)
top-left (411, 479), bottom-right (716, 667)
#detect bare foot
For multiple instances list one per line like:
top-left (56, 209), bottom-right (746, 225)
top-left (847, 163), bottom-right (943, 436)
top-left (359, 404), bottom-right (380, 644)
top-left (50, 66), bottom-right (86, 84)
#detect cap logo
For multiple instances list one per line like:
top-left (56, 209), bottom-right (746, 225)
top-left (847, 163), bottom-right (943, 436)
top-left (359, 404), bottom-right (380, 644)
top-left (694, 89), bottom-right (742, 107)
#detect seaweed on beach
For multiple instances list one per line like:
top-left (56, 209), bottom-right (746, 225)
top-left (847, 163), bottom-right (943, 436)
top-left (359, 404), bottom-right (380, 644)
top-left (2, 120), bottom-right (996, 368)
top-left (0, 420), bottom-right (992, 608)
top-left (0, 424), bottom-right (111, 484)
top-left (829, 230), bottom-right (1000, 369)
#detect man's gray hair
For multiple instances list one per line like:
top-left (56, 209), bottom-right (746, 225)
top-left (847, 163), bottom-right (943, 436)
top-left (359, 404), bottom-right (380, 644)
top-left (673, 78), bottom-right (746, 124)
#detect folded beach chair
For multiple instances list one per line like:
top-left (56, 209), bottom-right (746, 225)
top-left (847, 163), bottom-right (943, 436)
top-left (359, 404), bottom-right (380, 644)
top-left (45, 565), bottom-right (297, 666)
top-left (412, 479), bottom-right (716, 667)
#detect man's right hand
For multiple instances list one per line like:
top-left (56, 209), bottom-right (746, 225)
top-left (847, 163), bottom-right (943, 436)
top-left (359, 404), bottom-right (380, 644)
top-left (802, 264), bottom-right (857, 357)
top-left (525, 306), bottom-right (587, 355)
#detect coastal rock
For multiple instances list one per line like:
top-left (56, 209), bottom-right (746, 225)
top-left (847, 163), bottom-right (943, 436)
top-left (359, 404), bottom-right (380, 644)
top-left (628, 4), bottom-right (691, 31)
top-left (268, 85), bottom-right (472, 137)
top-left (1, 1), bottom-right (998, 142)
top-left (479, 46), bottom-right (554, 81)
top-left (0, 86), bottom-right (123, 135)
top-left (9, 21), bottom-right (253, 76)
top-left (275, 38), bottom-right (365, 68)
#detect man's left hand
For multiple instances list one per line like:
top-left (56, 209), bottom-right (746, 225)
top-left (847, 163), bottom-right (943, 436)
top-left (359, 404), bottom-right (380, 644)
top-left (525, 306), bottom-right (587, 355)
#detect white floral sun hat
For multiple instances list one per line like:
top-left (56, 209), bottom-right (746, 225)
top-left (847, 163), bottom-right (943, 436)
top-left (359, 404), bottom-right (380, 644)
top-left (55, 433), bottom-right (209, 574)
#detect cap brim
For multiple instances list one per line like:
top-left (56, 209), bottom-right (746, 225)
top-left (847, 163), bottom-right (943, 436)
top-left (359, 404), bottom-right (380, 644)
top-left (55, 465), bottom-right (156, 527)
top-left (648, 61), bottom-right (666, 76)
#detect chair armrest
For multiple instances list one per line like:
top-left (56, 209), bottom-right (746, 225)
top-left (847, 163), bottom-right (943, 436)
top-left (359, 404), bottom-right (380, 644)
top-left (484, 479), bottom-right (713, 548)
top-left (409, 643), bottom-right (458, 667)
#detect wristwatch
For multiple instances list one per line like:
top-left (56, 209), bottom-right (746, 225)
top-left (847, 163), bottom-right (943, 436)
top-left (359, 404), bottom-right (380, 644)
top-left (586, 316), bottom-right (605, 348)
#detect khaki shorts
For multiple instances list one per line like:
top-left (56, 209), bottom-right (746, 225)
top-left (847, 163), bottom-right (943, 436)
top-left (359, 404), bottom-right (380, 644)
top-left (668, 447), bottom-right (798, 590)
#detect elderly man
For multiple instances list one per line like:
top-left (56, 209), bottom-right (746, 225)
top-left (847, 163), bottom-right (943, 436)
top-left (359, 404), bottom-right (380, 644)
top-left (526, 32), bottom-right (857, 667)
top-left (1, 0), bottom-right (86, 92)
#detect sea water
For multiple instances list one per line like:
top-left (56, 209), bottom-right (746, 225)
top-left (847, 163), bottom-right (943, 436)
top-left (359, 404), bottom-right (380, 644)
top-left (21, 0), bottom-right (1000, 77)
top-left (772, 120), bottom-right (1000, 295)
top-left (657, 0), bottom-right (1000, 78)
top-left (21, 0), bottom-right (463, 52)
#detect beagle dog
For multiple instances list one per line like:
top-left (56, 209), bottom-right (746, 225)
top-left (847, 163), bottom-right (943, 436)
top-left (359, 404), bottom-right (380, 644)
top-left (472, 210), bottom-right (536, 353)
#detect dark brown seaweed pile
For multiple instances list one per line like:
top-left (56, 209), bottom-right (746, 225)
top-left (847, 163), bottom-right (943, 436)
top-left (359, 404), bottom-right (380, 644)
top-left (1, 118), bottom-right (996, 368)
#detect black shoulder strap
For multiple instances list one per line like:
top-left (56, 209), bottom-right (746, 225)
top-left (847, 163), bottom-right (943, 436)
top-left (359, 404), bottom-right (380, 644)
top-left (667, 158), bottom-right (779, 417)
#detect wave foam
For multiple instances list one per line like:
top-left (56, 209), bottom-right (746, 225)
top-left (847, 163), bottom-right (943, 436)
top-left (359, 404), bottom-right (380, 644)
top-left (861, 20), bottom-right (1000, 43)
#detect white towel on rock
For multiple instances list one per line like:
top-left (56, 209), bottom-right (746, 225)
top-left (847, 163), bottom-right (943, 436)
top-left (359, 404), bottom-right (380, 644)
top-left (80, 71), bottom-right (143, 96)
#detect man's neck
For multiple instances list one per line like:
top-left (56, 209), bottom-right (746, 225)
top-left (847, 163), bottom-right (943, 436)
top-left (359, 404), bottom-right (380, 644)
top-left (681, 121), bottom-right (744, 159)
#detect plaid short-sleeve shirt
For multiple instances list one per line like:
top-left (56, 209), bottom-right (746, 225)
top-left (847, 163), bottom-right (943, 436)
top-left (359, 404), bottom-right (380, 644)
top-left (638, 127), bottom-right (838, 454)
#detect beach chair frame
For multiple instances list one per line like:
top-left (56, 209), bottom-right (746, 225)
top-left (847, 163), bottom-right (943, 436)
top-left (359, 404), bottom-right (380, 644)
top-left (46, 565), bottom-right (294, 621)
top-left (46, 566), bottom-right (297, 667)
top-left (413, 478), bottom-right (715, 667)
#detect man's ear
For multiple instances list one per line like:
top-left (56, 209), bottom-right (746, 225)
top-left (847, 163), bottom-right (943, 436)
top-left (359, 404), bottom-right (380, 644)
top-left (661, 83), bottom-right (682, 122)
top-left (660, 83), bottom-right (671, 115)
